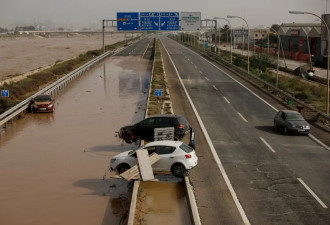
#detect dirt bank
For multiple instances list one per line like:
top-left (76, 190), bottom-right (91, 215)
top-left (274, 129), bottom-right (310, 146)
top-left (0, 33), bottom-right (135, 79)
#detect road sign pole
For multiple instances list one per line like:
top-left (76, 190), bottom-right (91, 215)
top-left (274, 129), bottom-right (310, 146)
top-left (102, 20), bottom-right (105, 53)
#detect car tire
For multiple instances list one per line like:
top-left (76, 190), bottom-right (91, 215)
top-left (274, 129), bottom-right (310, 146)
top-left (283, 127), bottom-right (288, 135)
top-left (116, 164), bottom-right (131, 174)
top-left (171, 163), bottom-right (187, 178)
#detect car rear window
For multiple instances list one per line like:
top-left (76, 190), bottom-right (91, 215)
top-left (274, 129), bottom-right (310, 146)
top-left (179, 143), bottom-right (193, 153)
top-left (178, 116), bottom-right (189, 126)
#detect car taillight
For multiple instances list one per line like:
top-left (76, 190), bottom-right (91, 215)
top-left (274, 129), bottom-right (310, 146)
top-left (178, 124), bottom-right (185, 128)
top-left (185, 154), bottom-right (191, 159)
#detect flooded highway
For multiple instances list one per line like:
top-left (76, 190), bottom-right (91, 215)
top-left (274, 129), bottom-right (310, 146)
top-left (0, 54), bottom-right (151, 225)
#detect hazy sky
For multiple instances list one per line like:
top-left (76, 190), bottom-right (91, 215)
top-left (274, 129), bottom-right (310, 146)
top-left (0, 0), bottom-right (329, 29)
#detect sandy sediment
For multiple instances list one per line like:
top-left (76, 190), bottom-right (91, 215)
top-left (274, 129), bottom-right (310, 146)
top-left (0, 33), bottom-right (131, 80)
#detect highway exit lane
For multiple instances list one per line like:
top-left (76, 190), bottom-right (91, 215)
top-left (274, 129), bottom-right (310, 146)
top-left (161, 36), bottom-right (330, 225)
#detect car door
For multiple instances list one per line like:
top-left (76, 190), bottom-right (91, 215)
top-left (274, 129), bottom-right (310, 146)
top-left (153, 145), bottom-right (177, 171)
top-left (135, 118), bottom-right (156, 140)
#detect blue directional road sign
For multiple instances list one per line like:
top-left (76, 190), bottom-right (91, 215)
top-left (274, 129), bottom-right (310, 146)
top-left (140, 12), bottom-right (160, 31)
top-left (117, 12), bottom-right (139, 31)
top-left (1, 90), bottom-right (9, 97)
top-left (160, 12), bottom-right (179, 31)
top-left (155, 89), bottom-right (162, 97)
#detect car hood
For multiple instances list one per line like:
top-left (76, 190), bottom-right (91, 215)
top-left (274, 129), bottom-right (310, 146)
top-left (113, 150), bottom-right (132, 159)
top-left (287, 120), bottom-right (309, 127)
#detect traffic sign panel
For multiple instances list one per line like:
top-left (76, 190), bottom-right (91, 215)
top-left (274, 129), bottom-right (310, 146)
top-left (155, 89), bottom-right (162, 97)
top-left (117, 12), bottom-right (139, 31)
top-left (160, 12), bottom-right (179, 31)
top-left (140, 12), bottom-right (159, 31)
top-left (181, 12), bottom-right (201, 31)
top-left (1, 90), bottom-right (9, 97)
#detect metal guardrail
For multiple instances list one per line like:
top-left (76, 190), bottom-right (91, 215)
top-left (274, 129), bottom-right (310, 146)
top-left (0, 50), bottom-right (113, 127)
top-left (180, 41), bottom-right (330, 126)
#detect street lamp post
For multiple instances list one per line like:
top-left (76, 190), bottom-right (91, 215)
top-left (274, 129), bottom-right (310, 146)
top-left (228, 15), bottom-right (250, 73)
top-left (267, 27), bottom-right (281, 88)
top-left (214, 17), bottom-right (233, 64)
top-left (290, 10), bottom-right (330, 115)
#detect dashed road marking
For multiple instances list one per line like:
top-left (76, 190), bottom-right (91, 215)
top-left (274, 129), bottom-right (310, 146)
top-left (298, 178), bottom-right (328, 208)
top-left (212, 85), bottom-right (218, 91)
top-left (223, 97), bottom-right (231, 104)
top-left (195, 66), bottom-right (197, 69)
top-left (205, 77), bottom-right (209, 81)
top-left (237, 113), bottom-right (248, 122)
top-left (260, 137), bottom-right (276, 153)
top-left (199, 71), bottom-right (203, 74)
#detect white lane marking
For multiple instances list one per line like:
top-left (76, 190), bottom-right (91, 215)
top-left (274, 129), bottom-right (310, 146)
top-left (298, 178), bottom-right (328, 208)
top-left (179, 41), bottom-right (330, 152)
top-left (195, 66), bottom-right (198, 69)
top-left (308, 134), bottom-right (330, 151)
top-left (223, 97), bottom-right (231, 104)
top-left (259, 137), bottom-right (276, 153)
top-left (237, 113), bottom-right (248, 123)
top-left (142, 42), bottom-right (150, 58)
top-left (191, 62), bottom-right (194, 65)
top-left (199, 71), bottom-right (203, 74)
top-left (212, 85), bottom-right (218, 91)
top-left (161, 38), bottom-right (251, 225)
top-left (181, 43), bottom-right (278, 111)
top-left (205, 77), bottom-right (209, 81)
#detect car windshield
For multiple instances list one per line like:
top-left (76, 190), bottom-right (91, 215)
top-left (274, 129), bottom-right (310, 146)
top-left (34, 95), bottom-right (51, 102)
top-left (179, 143), bottom-right (193, 153)
top-left (285, 112), bottom-right (304, 121)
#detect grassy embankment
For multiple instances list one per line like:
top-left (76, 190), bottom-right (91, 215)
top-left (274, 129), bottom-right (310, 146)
top-left (146, 40), bottom-right (172, 115)
top-left (0, 39), bottom-right (133, 114)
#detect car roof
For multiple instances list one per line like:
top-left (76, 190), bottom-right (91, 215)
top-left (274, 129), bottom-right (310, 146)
top-left (35, 94), bottom-right (51, 97)
top-left (280, 110), bottom-right (300, 114)
top-left (144, 140), bottom-right (183, 147)
top-left (149, 114), bottom-right (183, 118)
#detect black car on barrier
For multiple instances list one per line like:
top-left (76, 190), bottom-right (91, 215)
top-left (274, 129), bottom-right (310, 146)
top-left (118, 114), bottom-right (190, 143)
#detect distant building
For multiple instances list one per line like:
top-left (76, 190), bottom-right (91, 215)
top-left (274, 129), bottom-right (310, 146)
top-left (14, 26), bottom-right (36, 33)
top-left (277, 14), bottom-right (330, 63)
top-left (278, 22), bottom-right (322, 62)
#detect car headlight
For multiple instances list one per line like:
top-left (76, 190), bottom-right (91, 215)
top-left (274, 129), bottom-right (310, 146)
top-left (47, 104), bottom-right (54, 108)
top-left (111, 159), bottom-right (116, 163)
top-left (304, 125), bottom-right (310, 129)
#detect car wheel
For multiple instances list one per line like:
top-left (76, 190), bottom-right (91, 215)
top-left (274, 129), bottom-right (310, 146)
top-left (117, 164), bottom-right (131, 174)
top-left (171, 163), bottom-right (187, 178)
top-left (123, 132), bottom-right (134, 144)
top-left (283, 127), bottom-right (288, 135)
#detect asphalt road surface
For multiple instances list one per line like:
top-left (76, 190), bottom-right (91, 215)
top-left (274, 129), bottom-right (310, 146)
top-left (160, 35), bottom-right (330, 225)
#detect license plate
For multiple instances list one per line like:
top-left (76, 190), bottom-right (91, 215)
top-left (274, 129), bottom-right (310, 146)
top-left (39, 108), bottom-right (46, 110)
top-left (298, 129), bottom-right (305, 132)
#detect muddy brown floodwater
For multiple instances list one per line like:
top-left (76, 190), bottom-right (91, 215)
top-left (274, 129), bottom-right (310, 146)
top-left (135, 181), bottom-right (192, 225)
top-left (0, 54), bottom-right (151, 225)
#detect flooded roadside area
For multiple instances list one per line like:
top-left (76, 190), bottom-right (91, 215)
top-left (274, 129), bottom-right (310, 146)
top-left (135, 180), bottom-right (192, 225)
top-left (0, 55), bottom-right (151, 225)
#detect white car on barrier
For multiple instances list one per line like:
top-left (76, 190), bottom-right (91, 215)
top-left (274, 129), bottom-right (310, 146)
top-left (110, 140), bottom-right (198, 177)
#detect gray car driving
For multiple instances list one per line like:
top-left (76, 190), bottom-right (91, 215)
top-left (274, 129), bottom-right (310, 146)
top-left (273, 110), bottom-right (310, 135)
